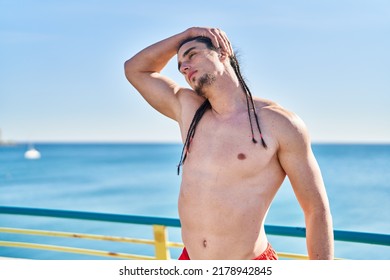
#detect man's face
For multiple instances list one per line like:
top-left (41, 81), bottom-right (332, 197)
top-left (177, 41), bottom-right (221, 96)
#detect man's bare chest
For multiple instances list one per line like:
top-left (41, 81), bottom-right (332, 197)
top-left (184, 112), bottom-right (273, 175)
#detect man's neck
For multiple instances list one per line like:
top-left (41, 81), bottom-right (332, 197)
top-left (205, 74), bottom-right (248, 118)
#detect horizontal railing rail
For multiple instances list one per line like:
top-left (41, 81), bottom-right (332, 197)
top-left (1, 206), bottom-right (389, 260)
top-left (264, 225), bottom-right (390, 246)
top-left (0, 206), bottom-right (181, 227)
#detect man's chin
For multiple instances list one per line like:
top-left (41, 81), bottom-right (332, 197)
top-left (194, 86), bottom-right (206, 97)
top-left (193, 73), bottom-right (216, 97)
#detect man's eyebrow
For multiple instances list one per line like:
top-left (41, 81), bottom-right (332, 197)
top-left (178, 46), bottom-right (197, 71)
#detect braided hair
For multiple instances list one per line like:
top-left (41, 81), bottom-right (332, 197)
top-left (177, 37), bottom-right (267, 175)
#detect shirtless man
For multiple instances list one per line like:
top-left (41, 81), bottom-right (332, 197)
top-left (124, 27), bottom-right (334, 260)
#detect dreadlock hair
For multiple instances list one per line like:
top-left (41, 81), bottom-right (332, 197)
top-left (177, 37), bottom-right (267, 175)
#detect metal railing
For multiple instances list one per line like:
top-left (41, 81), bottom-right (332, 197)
top-left (1, 206), bottom-right (389, 260)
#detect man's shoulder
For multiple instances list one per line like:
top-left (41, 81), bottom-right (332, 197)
top-left (176, 88), bottom-right (207, 120)
top-left (255, 98), bottom-right (310, 146)
top-left (255, 98), bottom-right (298, 123)
top-left (177, 88), bottom-right (204, 104)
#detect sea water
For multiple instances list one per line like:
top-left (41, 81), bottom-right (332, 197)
top-left (0, 143), bottom-right (389, 259)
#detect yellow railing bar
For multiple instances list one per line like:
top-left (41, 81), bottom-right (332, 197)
top-left (277, 252), bottom-right (343, 260)
top-left (153, 225), bottom-right (170, 260)
top-left (0, 228), bottom-right (318, 260)
top-left (277, 252), bottom-right (309, 260)
top-left (0, 227), bottom-right (154, 245)
top-left (167, 241), bottom-right (185, 248)
top-left (0, 241), bottom-right (155, 260)
top-left (0, 226), bottom-right (314, 260)
top-left (0, 226), bottom-right (186, 260)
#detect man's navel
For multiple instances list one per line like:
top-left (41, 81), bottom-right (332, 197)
top-left (203, 239), bottom-right (207, 248)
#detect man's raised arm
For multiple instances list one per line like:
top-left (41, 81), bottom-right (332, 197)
top-left (124, 30), bottom-right (189, 121)
top-left (124, 27), bottom-right (233, 121)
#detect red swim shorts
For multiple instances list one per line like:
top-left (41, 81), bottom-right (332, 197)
top-left (178, 243), bottom-right (278, 260)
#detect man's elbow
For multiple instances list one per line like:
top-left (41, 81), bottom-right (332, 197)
top-left (125, 59), bottom-right (145, 88)
top-left (124, 59), bottom-right (135, 82)
top-left (308, 204), bottom-right (332, 221)
top-left (304, 202), bottom-right (333, 231)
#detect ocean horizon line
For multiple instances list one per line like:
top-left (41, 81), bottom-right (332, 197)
top-left (2, 140), bottom-right (389, 146)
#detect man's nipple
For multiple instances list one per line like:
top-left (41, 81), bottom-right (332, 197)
top-left (237, 153), bottom-right (246, 160)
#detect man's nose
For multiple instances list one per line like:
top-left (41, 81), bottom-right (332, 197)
top-left (180, 62), bottom-right (190, 74)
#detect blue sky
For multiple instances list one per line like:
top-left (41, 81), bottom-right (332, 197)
top-left (1, 0), bottom-right (389, 143)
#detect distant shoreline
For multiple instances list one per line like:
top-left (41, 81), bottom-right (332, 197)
top-left (0, 141), bottom-right (17, 146)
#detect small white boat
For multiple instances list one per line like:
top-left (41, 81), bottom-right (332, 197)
top-left (24, 146), bottom-right (41, 160)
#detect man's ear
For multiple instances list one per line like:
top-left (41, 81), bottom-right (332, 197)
top-left (218, 51), bottom-right (227, 61)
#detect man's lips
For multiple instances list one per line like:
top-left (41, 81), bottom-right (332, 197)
top-left (187, 70), bottom-right (197, 81)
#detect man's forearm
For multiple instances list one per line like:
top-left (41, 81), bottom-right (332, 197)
top-left (125, 29), bottom-right (192, 76)
top-left (306, 211), bottom-right (334, 260)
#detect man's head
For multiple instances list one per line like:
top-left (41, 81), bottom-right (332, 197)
top-left (177, 36), bottom-right (230, 96)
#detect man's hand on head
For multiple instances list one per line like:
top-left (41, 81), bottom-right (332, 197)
top-left (187, 27), bottom-right (233, 57)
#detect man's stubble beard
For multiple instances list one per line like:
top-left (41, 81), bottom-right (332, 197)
top-left (194, 73), bottom-right (216, 97)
